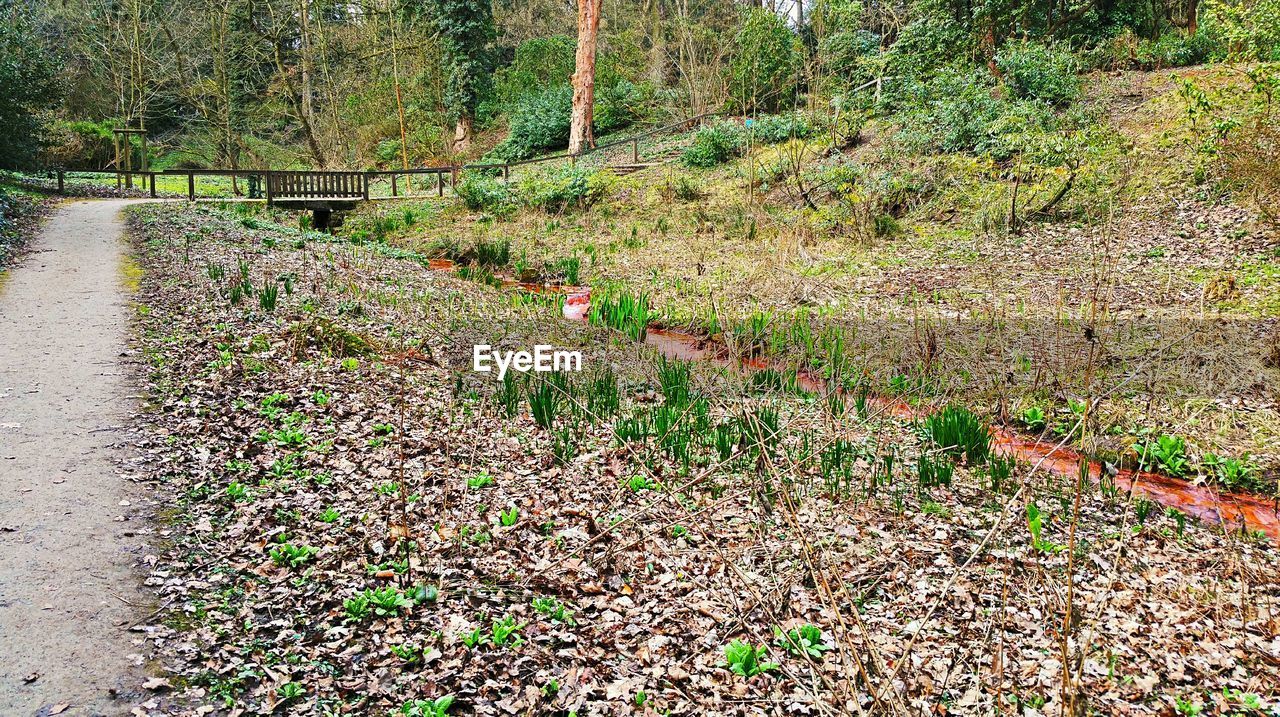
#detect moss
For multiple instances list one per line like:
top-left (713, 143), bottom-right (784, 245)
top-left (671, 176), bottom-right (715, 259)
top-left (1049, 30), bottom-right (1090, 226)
top-left (119, 252), bottom-right (143, 293)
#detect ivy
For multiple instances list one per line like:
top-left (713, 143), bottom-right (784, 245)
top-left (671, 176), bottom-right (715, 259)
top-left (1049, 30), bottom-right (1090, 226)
top-left (430, 0), bottom-right (497, 125)
top-left (0, 1), bottom-right (62, 169)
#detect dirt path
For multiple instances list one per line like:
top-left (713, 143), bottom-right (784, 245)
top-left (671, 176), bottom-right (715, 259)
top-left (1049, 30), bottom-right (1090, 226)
top-left (0, 200), bottom-right (144, 716)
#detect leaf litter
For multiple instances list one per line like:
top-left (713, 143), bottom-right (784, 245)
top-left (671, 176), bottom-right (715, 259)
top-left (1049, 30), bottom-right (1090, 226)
top-left (122, 204), bottom-right (1279, 716)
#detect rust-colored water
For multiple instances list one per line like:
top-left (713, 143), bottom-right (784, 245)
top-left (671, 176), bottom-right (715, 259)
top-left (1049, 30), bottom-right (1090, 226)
top-left (431, 263), bottom-right (1280, 541)
top-left (990, 428), bottom-right (1280, 541)
top-left (430, 258), bottom-right (579, 296)
top-left (644, 328), bottom-right (712, 360)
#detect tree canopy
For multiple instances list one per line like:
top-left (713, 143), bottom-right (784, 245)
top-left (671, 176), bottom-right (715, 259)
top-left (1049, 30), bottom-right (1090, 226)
top-left (5, 0), bottom-right (1278, 169)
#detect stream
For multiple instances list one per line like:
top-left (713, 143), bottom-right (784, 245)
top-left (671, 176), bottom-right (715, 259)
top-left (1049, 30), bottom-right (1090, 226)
top-left (433, 260), bottom-right (1280, 542)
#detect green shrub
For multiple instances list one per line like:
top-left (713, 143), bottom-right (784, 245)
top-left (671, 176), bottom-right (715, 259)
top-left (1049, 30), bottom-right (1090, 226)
top-left (995, 41), bottom-right (1081, 105)
top-left (750, 113), bottom-right (814, 143)
top-left (682, 122), bottom-right (747, 168)
top-left (489, 85), bottom-right (574, 162)
top-left (516, 166), bottom-right (609, 212)
top-left (815, 0), bottom-right (880, 92)
top-left (484, 80), bottom-right (648, 164)
top-left (456, 173), bottom-right (512, 213)
top-left (882, 16), bottom-right (972, 81)
top-left (893, 68), bottom-right (1059, 159)
top-left (728, 8), bottom-right (801, 112)
top-left (43, 119), bottom-right (116, 168)
top-left (1090, 28), bottom-right (1224, 70)
top-left (1202, 0), bottom-right (1280, 61)
top-left (0, 185), bottom-right (40, 265)
top-left (593, 79), bottom-right (649, 133)
top-left (1137, 31), bottom-right (1220, 67)
top-left (494, 36), bottom-right (577, 106)
top-left (492, 35), bottom-right (646, 110)
top-left (894, 69), bottom-right (1003, 153)
top-left (458, 166), bottom-right (607, 214)
top-left (375, 138), bottom-right (402, 163)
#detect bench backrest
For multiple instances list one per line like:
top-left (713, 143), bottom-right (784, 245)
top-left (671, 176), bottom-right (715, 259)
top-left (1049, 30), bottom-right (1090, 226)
top-left (267, 171), bottom-right (365, 199)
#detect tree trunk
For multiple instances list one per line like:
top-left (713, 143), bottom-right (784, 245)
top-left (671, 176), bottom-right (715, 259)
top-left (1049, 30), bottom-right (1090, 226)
top-left (646, 0), bottom-right (665, 85)
top-left (299, 0), bottom-right (312, 121)
top-left (390, 10), bottom-right (410, 174)
top-left (569, 0), bottom-right (602, 155)
top-left (454, 116), bottom-right (473, 154)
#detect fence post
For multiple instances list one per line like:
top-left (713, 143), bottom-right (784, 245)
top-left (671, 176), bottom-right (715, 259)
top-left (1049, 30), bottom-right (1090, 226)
top-left (265, 173), bottom-right (274, 206)
top-left (57, 170), bottom-right (64, 194)
top-left (150, 173), bottom-right (157, 198)
top-left (362, 173), bottom-right (370, 201)
top-left (438, 171), bottom-right (444, 197)
top-left (503, 165), bottom-right (509, 184)
top-left (632, 138), bottom-right (638, 164)
top-left (391, 174), bottom-right (398, 197)
top-left (187, 172), bottom-right (195, 201)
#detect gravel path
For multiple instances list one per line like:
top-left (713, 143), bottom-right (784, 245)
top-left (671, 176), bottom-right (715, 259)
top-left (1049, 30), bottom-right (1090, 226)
top-left (0, 200), bottom-right (145, 716)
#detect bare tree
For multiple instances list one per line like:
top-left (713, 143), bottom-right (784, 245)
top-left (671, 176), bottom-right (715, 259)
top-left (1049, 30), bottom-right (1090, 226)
top-left (258, 0), bottom-right (328, 167)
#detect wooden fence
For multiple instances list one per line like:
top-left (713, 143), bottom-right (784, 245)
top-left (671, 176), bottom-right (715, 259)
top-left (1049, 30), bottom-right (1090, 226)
top-left (39, 110), bottom-right (724, 202)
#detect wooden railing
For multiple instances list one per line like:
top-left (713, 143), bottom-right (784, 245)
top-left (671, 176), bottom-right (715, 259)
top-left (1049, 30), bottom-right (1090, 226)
top-left (464, 110), bottom-right (722, 175)
top-left (36, 110), bottom-right (725, 202)
top-left (364, 167), bottom-right (455, 198)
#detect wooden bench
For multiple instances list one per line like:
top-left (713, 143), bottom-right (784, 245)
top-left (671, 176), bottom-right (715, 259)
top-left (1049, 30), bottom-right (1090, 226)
top-left (265, 171), bottom-right (368, 205)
